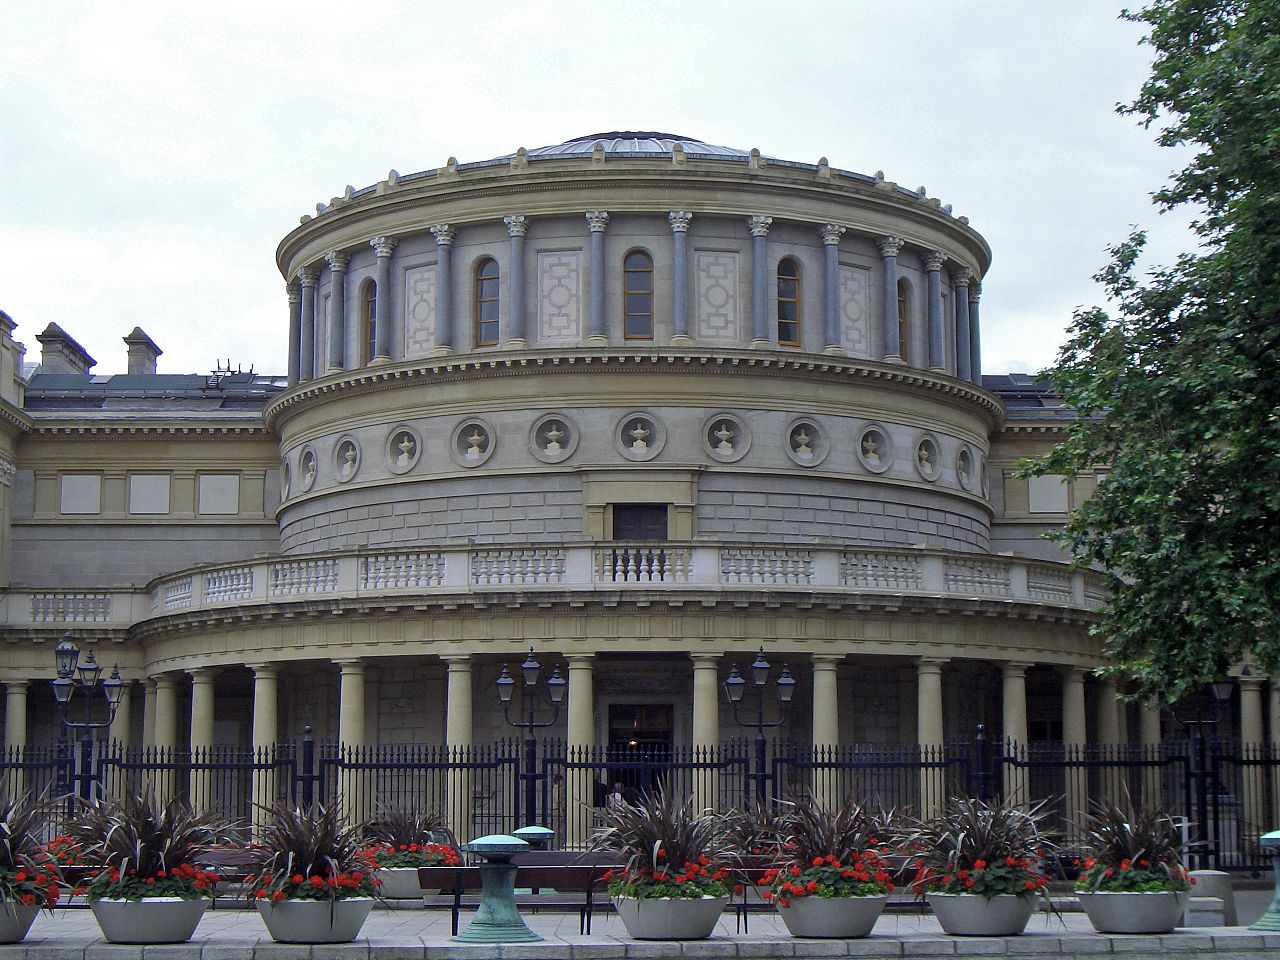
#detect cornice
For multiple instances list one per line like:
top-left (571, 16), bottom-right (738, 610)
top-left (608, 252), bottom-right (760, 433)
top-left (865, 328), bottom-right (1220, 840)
top-left (26, 417), bottom-right (269, 437)
top-left (0, 399), bottom-right (32, 435)
top-left (264, 349), bottom-right (1005, 433)
top-left (997, 420), bottom-right (1073, 436)
top-left (127, 587), bottom-right (1101, 645)
top-left (277, 161), bottom-right (992, 278)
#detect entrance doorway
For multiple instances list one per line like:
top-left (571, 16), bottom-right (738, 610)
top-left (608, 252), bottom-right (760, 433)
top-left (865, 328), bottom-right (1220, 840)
top-left (606, 704), bottom-right (674, 801)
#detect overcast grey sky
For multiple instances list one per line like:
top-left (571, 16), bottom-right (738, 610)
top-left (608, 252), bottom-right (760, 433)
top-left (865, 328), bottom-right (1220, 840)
top-left (0, 1), bottom-right (1194, 380)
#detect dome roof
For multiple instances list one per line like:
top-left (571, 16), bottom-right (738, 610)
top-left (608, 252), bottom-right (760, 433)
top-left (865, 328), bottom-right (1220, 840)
top-left (521, 131), bottom-right (753, 159)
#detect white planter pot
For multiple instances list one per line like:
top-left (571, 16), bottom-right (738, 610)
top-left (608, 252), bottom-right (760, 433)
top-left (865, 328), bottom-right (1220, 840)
top-left (613, 895), bottom-right (729, 940)
top-left (256, 897), bottom-right (374, 943)
top-left (1077, 890), bottom-right (1190, 933)
top-left (927, 892), bottom-right (1035, 936)
top-left (90, 897), bottom-right (208, 944)
top-left (777, 894), bottom-right (887, 938)
top-left (377, 868), bottom-right (425, 900)
top-left (0, 901), bottom-right (40, 943)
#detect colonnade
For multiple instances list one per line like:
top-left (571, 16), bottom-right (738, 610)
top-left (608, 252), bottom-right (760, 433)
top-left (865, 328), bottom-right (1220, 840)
top-left (2, 660), bottom-right (1276, 845)
top-left (284, 212), bottom-right (985, 387)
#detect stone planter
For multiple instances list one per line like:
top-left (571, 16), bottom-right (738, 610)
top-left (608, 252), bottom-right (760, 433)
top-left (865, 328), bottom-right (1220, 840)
top-left (256, 897), bottom-right (374, 943)
top-left (0, 901), bottom-right (40, 944)
top-left (90, 897), bottom-right (208, 944)
top-left (927, 892), bottom-right (1035, 936)
top-left (376, 867), bottom-right (425, 900)
top-left (777, 894), bottom-right (887, 938)
top-left (613, 895), bottom-right (730, 940)
top-left (1077, 890), bottom-right (1190, 933)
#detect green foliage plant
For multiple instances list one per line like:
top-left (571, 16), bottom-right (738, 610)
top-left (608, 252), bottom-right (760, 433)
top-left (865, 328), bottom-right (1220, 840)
top-left (759, 796), bottom-right (895, 907)
top-left (1022, 0), bottom-right (1280, 703)
top-left (360, 806), bottom-right (458, 869)
top-left (0, 794), bottom-right (60, 910)
top-left (1074, 796), bottom-right (1193, 893)
top-left (249, 803), bottom-right (378, 903)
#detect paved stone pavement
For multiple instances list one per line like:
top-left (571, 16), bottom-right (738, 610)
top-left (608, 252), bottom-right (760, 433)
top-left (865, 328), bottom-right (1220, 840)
top-left (2, 906), bottom-right (1278, 960)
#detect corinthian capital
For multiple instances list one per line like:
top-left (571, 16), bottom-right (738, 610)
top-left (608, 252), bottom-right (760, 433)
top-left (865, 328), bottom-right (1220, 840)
top-left (876, 236), bottom-right (904, 258)
top-left (296, 267), bottom-right (318, 288)
top-left (585, 210), bottom-right (610, 233)
top-left (954, 266), bottom-right (973, 287)
top-left (668, 211), bottom-right (693, 233)
top-left (747, 215), bottom-right (772, 238)
top-left (969, 281), bottom-right (982, 302)
top-left (430, 223), bottom-right (455, 246)
top-left (369, 236), bottom-right (398, 258)
top-left (924, 250), bottom-right (947, 272)
top-left (325, 250), bottom-right (350, 272)
top-left (504, 215), bottom-right (529, 238)
top-left (0, 457), bottom-right (14, 487)
top-left (286, 282), bottom-right (301, 304)
top-left (819, 223), bottom-right (846, 246)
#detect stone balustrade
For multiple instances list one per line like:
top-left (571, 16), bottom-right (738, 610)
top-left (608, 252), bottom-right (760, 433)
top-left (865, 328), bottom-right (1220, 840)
top-left (0, 543), bottom-right (1105, 629)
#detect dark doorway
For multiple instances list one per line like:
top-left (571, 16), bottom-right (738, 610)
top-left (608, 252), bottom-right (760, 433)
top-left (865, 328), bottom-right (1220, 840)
top-left (606, 704), bottom-right (674, 801)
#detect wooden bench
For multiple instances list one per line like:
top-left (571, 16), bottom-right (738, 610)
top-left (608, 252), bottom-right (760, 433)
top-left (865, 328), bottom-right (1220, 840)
top-left (418, 857), bottom-right (623, 936)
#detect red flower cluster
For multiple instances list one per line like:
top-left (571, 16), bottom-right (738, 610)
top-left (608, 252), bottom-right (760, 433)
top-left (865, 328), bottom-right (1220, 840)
top-left (2, 864), bottom-right (60, 909)
top-left (760, 850), bottom-right (893, 907)
top-left (1074, 852), bottom-right (1194, 893)
top-left (81, 861), bottom-right (220, 903)
top-left (913, 856), bottom-right (1049, 899)
top-left (42, 836), bottom-right (85, 867)
top-left (249, 868), bottom-right (379, 903)
top-left (360, 841), bottom-right (460, 870)
top-left (605, 857), bottom-right (730, 900)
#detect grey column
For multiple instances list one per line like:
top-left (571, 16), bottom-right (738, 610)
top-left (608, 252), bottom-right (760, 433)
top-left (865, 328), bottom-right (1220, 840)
top-left (369, 236), bottom-right (397, 362)
top-left (820, 224), bottom-right (845, 354)
top-left (748, 215), bottom-right (772, 346)
top-left (286, 282), bottom-right (301, 386)
top-left (877, 236), bottom-right (904, 360)
top-left (586, 211), bottom-right (609, 343)
top-left (954, 268), bottom-right (972, 381)
top-left (669, 211), bottom-right (693, 345)
top-left (297, 267), bottom-right (317, 382)
top-left (430, 224), bottom-right (455, 353)
top-left (324, 251), bottom-right (349, 372)
top-left (968, 282), bottom-right (982, 385)
top-left (504, 216), bottom-right (529, 348)
top-left (924, 251), bottom-right (946, 370)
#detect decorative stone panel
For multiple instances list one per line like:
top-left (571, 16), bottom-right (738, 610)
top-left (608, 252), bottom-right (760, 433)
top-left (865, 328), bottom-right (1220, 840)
top-left (402, 265), bottom-right (436, 358)
top-left (839, 264), bottom-right (871, 357)
top-left (784, 417), bottom-right (828, 467)
top-left (614, 412), bottom-right (665, 462)
top-left (529, 414), bottom-right (578, 464)
top-left (702, 413), bottom-right (750, 463)
top-left (537, 251), bottom-right (583, 344)
top-left (450, 418), bottom-right (496, 468)
top-left (695, 252), bottom-right (740, 343)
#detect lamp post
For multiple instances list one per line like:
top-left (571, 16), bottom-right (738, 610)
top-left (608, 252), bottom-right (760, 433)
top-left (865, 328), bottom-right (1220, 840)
top-left (1169, 677), bottom-right (1235, 869)
top-left (723, 647), bottom-right (795, 801)
top-left (495, 647), bottom-right (567, 830)
top-left (50, 633), bottom-right (126, 801)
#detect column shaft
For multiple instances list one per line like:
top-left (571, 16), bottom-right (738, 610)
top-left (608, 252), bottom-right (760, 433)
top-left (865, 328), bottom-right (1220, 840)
top-left (954, 272), bottom-right (972, 381)
top-left (925, 252), bottom-right (945, 369)
top-left (337, 659), bottom-right (367, 823)
top-left (748, 217), bottom-right (771, 345)
top-left (968, 286), bottom-right (982, 384)
top-left (325, 252), bottom-right (348, 371)
top-left (690, 654), bottom-right (720, 816)
top-left (917, 658), bottom-right (947, 816)
top-left (142, 680), bottom-right (157, 750)
top-left (443, 656), bottom-right (474, 843)
top-left (1062, 668), bottom-right (1088, 841)
top-left (878, 237), bottom-right (904, 359)
top-left (669, 212), bottom-right (692, 344)
top-left (431, 225), bottom-right (455, 352)
top-left (152, 674), bottom-right (179, 802)
top-left (505, 217), bottom-right (528, 347)
top-left (586, 212), bottom-right (609, 342)
top-left (820, 225), bottom-right (845, 353)
top-left (249, 664), bottom-right (279, 834)
top-left (286, 285), bottom-right (301, 385)
top-left (109, 683), bottom-right (132, 752)
top-left (371, 237), bottom-right (396, 361)
top-left (811, 655), bottom-right (841, 810)
top-left (566, 655), bottom-right (596, 847)
top-left (1001, 663), bottom-right (1030, 804)
top-left (1139, 703), bottom-right (1164, 808)
top-left (1239, 678), bottom-right (1266, 847)
top-left (4, 680), bottom-right (27, 794)
top-left (189, 668), bottom-right (216, 811)
top-left (298, 269), bottom-right (317, 382)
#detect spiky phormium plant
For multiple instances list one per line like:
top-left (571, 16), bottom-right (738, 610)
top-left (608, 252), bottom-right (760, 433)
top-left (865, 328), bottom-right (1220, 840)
top-left (1074, 796), bottom-right (1191, 893)
top-left (360, 805), bottom-right (459, 869)
top-left (68, 789), bottom-right (230, 901)
top-left (908, 796), bottom-right (1056, 900)
top-left (590, 785), bottom-right (734, 899)
top-left (724, 797), bottom-right (789, 858)
top-left (759, 796), bottom-right (896, 905)
top-left (0, 793), bottom-right (60, 909)
top-left (250, 803), bottom-right (378, 903)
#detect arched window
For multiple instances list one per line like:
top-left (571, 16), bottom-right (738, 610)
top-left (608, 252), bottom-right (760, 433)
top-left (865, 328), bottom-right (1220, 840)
top-left (474, 258), bottom-right (500, 347)
top-left (896, 278), bottom-right (911, 359)
top-left (360, 279), bottom-right (377, 364)
top-left (777, 258), bottom-right (801, 346)
top-left (623, 250), bottom-right (654, 340)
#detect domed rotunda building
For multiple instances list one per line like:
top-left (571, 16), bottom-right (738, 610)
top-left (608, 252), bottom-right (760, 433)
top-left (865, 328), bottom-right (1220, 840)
top-left (0, 132), bottom-right (1154, 839)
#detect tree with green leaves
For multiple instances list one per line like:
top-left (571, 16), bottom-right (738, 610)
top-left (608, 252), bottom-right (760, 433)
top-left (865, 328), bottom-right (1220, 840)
top-left (1025, 0), bottom-right (1279, 704)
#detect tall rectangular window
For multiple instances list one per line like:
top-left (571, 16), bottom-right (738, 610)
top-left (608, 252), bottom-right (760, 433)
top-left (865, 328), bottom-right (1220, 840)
top-left (475, 258), bottom-right (499, 346)
top-left (623, 250), bottom-right (654, 339)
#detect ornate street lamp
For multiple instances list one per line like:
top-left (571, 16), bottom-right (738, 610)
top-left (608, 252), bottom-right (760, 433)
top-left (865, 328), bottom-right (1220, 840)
top-left (49, 633), bottom-right (126, 800)
top-left (723, 646), bottom-right (795, 801)
top-left (495, 647), bottom-right (567, 830)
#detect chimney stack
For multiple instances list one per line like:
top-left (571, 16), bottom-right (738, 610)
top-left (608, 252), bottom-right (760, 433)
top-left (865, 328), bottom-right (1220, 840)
top-left (123, 327), bottom-right (162, 375)
top-left (35, 323), bottom-right (96, 375)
